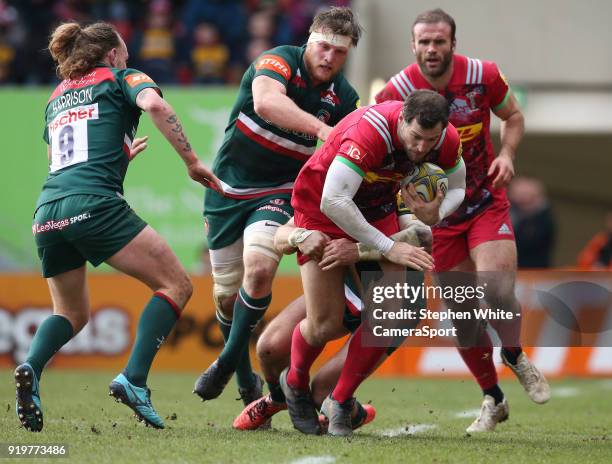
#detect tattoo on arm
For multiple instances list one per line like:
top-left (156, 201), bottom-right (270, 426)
top-left (165, 113), bottom-right (192, 152)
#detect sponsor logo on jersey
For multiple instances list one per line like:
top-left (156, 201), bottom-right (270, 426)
top-left (456, 122), bottom-right (483, 143)
top-left (290, 69), bottom-right (306, 88)
top-left (316, 109), bottom-right (331, 124)
top-left (320, 88), bottom-right (340, 106)
top-left (48, 103), bottom-right (99, 135)
top-left (255, 55), bottom-right (291, 81)
top-left (498, 223), bottom-right (513, 235)
top-left (255, 205), bottom-right (292, 219)
top-left (450, 97), bottom-right (476, 118)
top-left (32, 212), bottom-right (92, 234)
top-left (49, 68), bottom-right (114, 105)
top-left (124, 73), bottom-right (155, 87)
top-left (347, 144), bottom-right (364, 160)
top-left (270, 199), bottom-right (286, 205)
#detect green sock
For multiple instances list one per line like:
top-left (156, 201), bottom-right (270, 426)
top-left (26, 314), bottom-right (74, 380)
top-left (216, 310), bottom-right (256, 390)
top-left (125, 294), bottom-right (178, 387)
top-left (218, 288), bottom-right (270, 373)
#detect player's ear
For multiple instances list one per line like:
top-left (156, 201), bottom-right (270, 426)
top-left (451, 39), bottom-right (456, 52)
top-left (107, 47), bottom-right (117, 67)
top-left (411, 39), bottom-right (416, 55)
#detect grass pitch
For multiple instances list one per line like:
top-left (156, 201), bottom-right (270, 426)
top-left (1, 370), bottom-right (611, 463)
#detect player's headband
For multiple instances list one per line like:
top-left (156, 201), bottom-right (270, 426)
top-left (307, 31), bottom-right (352, 49)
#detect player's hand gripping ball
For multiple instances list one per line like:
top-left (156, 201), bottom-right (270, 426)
top-left (402, 162), bottom-right (448, 202)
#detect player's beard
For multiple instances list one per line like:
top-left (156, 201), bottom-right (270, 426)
top-left (419, 51), bottom-right (453, 79)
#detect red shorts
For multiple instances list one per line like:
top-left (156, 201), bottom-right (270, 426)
top-left (432, 198), bottom-right (515, 271)
top-left (294, 211), bottom-right (399, 266)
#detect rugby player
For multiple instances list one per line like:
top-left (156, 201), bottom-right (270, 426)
top-left (16, 22), bottom-right (220, 431)
top-left (375, 8), bottom-right (550, 432)
top-left (193, 7), bottom-right (364, 411)
top-left (282, 90), bottom-right (466, 436)
top-left (232, 215), bottom-right (432, 432)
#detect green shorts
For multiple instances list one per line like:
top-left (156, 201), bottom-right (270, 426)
top-left (204, 189), bottom-right (293, 249)
top-left (33, 194), bottom-right (147, 277)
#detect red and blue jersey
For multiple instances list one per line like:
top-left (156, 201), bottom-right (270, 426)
top-left (292, 100), bottom-right (460, 232)
top-left (376, 54), bottom-right (510, 224)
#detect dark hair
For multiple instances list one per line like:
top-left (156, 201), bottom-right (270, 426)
top-left (309, 6), bottom-right (363, 47)
top-left (49, 22), bottom-right (120, 79)
top-left (412, 8), bottom-right (456, 43)
top-left (402, 90), bottom-right (449, 129)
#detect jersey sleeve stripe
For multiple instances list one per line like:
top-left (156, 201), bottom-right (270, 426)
top-left (390, 75), bottom-right (409, 99)
top-left (363, 114), bottom-right (392, 153)
top-left (433, 127), bottom-right (447, 150)
top-left (369, 109), bottom-right (393, 150)
top-left (237, 112), bottom-right (316, 157)
top-left (466, 58), bottom-right (483, 85)
top-left (398, 70), bottom-right (416, 92)
top-left (217, 178), bottom-right (294, 199)
top-left (364, 110), bottom-right (392, 153)
top-left (444, 157), bottom-right (463, 174)
top-left (369, 108), bottom-right (390, 129)
top-left (335, 155), bottom-right (365, 177)
top-left (492, 89), bottom-right (511, 112)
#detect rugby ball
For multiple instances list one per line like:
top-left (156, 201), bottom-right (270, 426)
top-left (402, 162), bottom-right (448, 202)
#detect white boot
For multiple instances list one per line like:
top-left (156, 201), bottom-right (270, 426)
top-left (466, 395), bottom-right (509, 433)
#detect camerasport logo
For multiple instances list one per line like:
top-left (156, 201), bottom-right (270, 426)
top-left (32, 212), bottom-right (91, 234)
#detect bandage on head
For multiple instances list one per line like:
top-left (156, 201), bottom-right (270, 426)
top-left (307, 30), bottom-right (352, 49)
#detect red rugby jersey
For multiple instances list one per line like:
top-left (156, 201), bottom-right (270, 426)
top-left (291, 100), bottom-right (460, 232)
top-left (376, 54), bottom-right (509, 225)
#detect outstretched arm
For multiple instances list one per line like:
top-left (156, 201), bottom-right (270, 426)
top-left (252, 75), bottom-right (332, 141)
top-left (136, 88), bottom-right (222, 192)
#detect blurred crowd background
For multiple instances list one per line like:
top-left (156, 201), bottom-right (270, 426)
top-left (0, 0), bottom-right (348, 85)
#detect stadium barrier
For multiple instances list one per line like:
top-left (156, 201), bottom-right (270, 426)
top-left (1, 273), bottom-right (611, 377)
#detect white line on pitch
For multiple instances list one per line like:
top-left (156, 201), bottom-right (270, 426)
top-left (289, 456), bottom-right (336, 464)
top-left (378, 423), bottom-right (437, 437)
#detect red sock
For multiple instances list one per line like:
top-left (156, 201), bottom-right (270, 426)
top-left (332, 327), bottom-right (387, 403)
top-left (286, 323), bottom-right (324, 390)
top-left (457, 332), bottom-right (498, 390)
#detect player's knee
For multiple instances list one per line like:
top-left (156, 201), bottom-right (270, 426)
top-left (212, 261), bottom-right (243, 319)
top-left (482, 279), bottom-right (515, 308)
top-left (172, 272), bottom-right (193, 309)
top-left (256, 333), bottom-right (279, 365)
top-left (307, 319), bottom-right (345, 346)
top-left (243, 259), bottom-right (276, 295)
